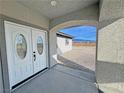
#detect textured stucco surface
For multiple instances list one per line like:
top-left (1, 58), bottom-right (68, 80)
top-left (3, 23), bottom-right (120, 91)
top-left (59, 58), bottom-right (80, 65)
top-left (0, 18), bottom-right (3, 93)
top-left (0, 1), bottom-right (49, 30)
top-left (99, 0), bottom-right (124, 21)
top-left (98, 19), bottom-right (124, 63)
top-left (50, 4), bottom-right (99, 29)
top-left (96, 0), bottom-right (124, 92)
top-left (18, 0), bottom-right (98, 19)
top-left (97, 18), bottom-right (124, 92)
top-left (49, 31), bottom-right (58, 67)
top-left (0, 57), bottom-right (3, 93)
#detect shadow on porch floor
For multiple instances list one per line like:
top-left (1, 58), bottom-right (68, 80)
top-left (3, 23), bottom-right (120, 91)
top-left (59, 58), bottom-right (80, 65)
top-left (12, 64), bottom-right (98, 93)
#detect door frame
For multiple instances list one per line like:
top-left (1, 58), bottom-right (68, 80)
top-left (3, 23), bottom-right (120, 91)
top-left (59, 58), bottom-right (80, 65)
top-left (0, 14), bottom-right (50, 93)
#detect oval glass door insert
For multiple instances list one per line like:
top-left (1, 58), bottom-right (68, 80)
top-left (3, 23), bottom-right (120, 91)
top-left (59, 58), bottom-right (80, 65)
top-left (16, 34), bottom-right (27, 59)
top-left (37, 36), bottom-right (43, 55)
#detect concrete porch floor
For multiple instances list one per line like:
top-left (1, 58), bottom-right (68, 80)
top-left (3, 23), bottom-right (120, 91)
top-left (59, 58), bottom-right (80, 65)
top-left (12, 64), bottom-right (98, 93)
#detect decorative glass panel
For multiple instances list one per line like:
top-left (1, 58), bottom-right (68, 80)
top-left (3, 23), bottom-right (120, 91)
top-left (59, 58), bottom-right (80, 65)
top-left (37, 36), bottom-right (43, 55)
top-left (16, 34), bottom-right (27, 59)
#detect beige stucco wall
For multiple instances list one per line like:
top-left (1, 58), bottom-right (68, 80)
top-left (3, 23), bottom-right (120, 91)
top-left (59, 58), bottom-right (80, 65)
top-left (0, 58), bottom-right (3, 93)
top-left (99, 0), bottom-right (124, 22)
top-left (50, 4), bottom-right (99, 29)
top-left (98, 19), bottom-right (124, 63)
top-left (0, 18), bottom-right (3, 93)
top-left (97, 0), bottom-right (124, 92)
top-left (97, 18), bottom-right (124, 93)
top-left (0, 0), bottom-right (49, 30)
top-left (49, 30), bottom-right (58, 67)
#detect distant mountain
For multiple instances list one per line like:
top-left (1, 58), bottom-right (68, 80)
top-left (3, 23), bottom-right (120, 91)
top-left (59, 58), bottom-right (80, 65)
top-left (73, 39), bottom-right (96, 42)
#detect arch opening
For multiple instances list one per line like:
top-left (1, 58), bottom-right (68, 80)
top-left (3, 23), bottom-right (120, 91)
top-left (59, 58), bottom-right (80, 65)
top-left (49, 20), bottom-right (98, 72)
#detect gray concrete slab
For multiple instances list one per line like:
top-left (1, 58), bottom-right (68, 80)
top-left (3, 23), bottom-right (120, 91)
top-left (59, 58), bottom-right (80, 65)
top-left (54, 64), bottom-right (96, 83)
top-left (12, 65), bottom-right (98, 93)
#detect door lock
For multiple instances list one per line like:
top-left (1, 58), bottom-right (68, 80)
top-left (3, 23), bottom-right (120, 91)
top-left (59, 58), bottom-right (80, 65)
top-left (33, 51), bottom-right (36, 61)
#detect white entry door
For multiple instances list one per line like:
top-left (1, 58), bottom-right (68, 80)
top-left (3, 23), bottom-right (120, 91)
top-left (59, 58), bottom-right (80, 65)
top-left (5, 21), bottom-right (33, 88)
top-left (5, 21), bottom-right (48, 89)
top-left (32, 28), bottom-right (47, 73)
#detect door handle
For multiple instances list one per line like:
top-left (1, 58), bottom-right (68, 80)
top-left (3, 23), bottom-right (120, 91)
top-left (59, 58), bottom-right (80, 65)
top-left (33, 52), bottom-right (36, 61)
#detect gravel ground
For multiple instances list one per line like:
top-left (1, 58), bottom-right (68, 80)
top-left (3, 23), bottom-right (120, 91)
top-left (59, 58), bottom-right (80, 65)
top-left (58, 46), bottom-right (96, 72)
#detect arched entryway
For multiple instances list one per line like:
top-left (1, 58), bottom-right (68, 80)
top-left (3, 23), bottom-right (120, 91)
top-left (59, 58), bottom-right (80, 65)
top-left (49, 20), bottom-right (98, 69)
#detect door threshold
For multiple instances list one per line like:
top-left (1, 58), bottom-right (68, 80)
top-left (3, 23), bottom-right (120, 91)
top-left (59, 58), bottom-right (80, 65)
top-left (11, 68), bottom-right (49, 92)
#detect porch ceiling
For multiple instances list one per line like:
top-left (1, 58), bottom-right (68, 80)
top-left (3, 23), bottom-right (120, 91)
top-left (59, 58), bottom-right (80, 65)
top-left (17, 0), bottom-right (98, 19)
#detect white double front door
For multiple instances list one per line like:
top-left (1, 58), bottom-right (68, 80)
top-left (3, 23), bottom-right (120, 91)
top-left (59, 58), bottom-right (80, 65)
top-left (4, 21), bottom-right (47, 89)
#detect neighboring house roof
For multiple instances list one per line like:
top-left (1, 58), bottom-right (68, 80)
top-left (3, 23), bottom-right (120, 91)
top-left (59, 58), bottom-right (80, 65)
top-left (57, 32), bottom-right (73, 39)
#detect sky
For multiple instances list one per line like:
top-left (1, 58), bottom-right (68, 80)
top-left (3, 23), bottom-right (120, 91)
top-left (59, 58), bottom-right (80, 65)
top-left (59, 26), bottom-right (96, 42)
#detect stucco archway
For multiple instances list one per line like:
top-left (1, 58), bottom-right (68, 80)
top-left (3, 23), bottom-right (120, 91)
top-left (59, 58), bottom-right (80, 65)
top-left (49, 20), bottom-right (98, 67)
